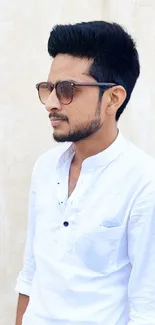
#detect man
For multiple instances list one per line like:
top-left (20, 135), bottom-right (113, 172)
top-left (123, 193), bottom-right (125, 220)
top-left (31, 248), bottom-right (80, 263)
top-left (15, 21), bottom-right (155, 325)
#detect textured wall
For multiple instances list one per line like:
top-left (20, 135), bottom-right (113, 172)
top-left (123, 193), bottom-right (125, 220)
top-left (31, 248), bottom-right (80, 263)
top-left (0, 1), bottom-right (155, 324)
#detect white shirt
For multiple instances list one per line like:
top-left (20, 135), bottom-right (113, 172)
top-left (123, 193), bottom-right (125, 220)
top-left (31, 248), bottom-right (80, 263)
top-left (15, 132), bottom-right (155, 325)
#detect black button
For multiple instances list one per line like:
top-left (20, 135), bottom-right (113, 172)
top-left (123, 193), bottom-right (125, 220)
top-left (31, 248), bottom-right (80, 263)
top-left (63, 221), bottom-right (69, 227)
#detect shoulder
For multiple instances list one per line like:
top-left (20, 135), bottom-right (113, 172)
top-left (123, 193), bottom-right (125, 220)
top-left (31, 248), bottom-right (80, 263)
top-left (127, 140), bottom-right (155, 175)
top-left (124, 139), bottom-right (155, 195)
top-left (32, 142), bottom-right (71, 177)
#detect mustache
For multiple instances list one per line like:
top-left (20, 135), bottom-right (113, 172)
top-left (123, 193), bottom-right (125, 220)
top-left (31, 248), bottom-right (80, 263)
top-left (49, 112), bottom-right (68, 122)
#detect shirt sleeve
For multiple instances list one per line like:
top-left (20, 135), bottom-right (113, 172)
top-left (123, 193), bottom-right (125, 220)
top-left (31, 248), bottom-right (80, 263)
top-left (127, 186), bottom-right (155, 324)
top-left (15, 163), bottom-right (37, 296)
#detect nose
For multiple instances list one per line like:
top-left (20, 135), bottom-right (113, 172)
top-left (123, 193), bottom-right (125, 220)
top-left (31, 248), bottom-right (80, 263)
top-left (45, 89), bottom-right (62, 112)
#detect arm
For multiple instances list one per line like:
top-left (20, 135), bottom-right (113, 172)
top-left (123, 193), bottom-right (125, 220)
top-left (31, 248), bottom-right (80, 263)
top-left (15, 165), bottom-right (37, 324)
top-left (127, 186), bottom-right (155, 324)
top-left (15, 294), bottom-right (29, 325)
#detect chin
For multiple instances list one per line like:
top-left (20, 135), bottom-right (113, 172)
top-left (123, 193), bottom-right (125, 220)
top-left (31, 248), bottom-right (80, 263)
top-left (53, 131), bottom-right (70, 143)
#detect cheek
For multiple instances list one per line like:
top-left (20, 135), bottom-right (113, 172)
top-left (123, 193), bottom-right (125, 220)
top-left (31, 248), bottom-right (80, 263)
top-left (68, 108), bottom-right (94, 127)
top-left (89, 90), bottom-right (99, 103)
top-left (67, 94), bottom-right (99, 122)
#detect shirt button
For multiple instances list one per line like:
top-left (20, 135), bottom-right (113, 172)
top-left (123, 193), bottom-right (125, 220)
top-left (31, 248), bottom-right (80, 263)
top-left (63, 221), bottom-right (69, 227)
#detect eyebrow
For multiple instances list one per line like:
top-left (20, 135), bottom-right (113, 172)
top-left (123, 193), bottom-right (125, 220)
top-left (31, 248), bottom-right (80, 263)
top-left (82, 72), bottom-right (90, 77)
top-left (47, 79), bottom-right (79, 84)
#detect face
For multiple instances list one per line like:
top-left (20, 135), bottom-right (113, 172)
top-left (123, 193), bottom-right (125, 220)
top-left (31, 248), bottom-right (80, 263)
top-left (45, 54), bottom-right (114, 143)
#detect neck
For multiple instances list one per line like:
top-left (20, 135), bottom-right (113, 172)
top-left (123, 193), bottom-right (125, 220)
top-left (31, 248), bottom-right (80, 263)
top-left (73, 124), bottom-right (118, 165)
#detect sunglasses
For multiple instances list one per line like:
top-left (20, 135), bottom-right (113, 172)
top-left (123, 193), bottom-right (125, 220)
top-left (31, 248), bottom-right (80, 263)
top-left (36, 80), bottom-right (116, 105)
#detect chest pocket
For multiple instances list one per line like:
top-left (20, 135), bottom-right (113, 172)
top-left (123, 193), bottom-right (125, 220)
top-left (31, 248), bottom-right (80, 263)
top-left (74, 224), bottom-right (125, 274)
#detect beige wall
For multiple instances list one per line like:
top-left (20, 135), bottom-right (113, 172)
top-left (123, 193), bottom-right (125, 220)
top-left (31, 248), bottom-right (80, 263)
top-left (0, 1), bottom-right (155, 324)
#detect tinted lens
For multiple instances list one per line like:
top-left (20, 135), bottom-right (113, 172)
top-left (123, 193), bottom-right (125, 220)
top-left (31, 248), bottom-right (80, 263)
top-left (56, 81), bottom-right (73, 104)
top-left (37, 82), bottom-right (53, 104)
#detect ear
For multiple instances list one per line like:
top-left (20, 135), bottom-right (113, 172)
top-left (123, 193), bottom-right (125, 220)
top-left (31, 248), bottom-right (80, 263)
top-left (106, 86), bottom-right (127, 115)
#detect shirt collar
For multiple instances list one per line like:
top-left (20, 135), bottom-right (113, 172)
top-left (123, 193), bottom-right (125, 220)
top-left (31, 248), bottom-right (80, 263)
top-left (57, 131), bottom-right (127, 170)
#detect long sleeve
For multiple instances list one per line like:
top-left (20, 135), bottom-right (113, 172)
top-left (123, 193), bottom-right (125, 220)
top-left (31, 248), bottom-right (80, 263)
top-left (15, 165), bottom-right (37, 296)
top-left (127, 186), bottom-right (155, 324)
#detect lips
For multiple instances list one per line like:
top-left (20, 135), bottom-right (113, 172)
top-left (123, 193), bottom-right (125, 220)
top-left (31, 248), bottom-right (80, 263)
top-left (50, 117), bottom-right (66, 127)
top-left (50, 117), bottom-right (64, 121)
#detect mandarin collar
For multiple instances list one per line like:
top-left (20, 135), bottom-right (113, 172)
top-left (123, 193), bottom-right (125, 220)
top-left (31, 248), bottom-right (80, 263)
top-left (57, 131), bottom-right (127, 170)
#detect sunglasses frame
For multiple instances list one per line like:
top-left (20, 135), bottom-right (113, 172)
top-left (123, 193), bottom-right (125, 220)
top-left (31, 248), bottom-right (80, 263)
top-left (36, 80), bottom-right (116, 105)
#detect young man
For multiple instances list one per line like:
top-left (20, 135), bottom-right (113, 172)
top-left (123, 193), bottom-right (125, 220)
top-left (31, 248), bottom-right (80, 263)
top-left (15, 21), bottom-right (155, 325)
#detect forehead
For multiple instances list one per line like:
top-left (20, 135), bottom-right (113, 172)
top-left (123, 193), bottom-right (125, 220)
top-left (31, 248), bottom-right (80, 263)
top-left (48, 54), bottom-right (93, 81)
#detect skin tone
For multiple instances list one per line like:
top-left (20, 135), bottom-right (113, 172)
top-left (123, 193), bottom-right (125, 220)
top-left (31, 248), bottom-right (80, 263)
top-left (15, 294), bottom-right (29, 325)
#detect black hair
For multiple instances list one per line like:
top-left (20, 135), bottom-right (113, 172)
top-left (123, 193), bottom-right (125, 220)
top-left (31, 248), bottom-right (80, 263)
top-left (48, 21), bottom-right (140, 120)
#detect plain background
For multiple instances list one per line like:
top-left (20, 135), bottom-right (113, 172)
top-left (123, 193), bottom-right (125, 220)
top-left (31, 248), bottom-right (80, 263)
top-left (0, 0), bottom-right (155, 324)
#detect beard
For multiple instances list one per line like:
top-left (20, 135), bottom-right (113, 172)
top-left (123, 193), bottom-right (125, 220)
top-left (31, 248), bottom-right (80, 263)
top-left (53, 103), bottom-right (102, 143)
